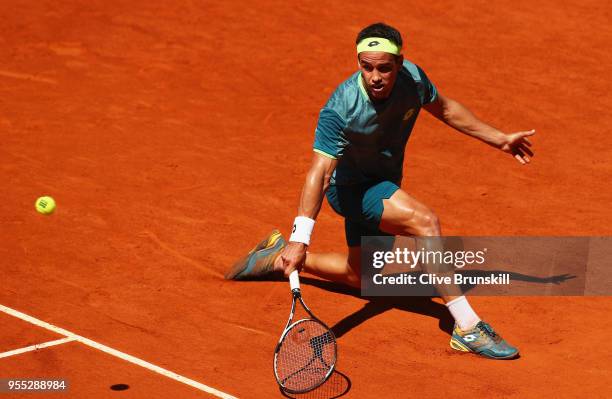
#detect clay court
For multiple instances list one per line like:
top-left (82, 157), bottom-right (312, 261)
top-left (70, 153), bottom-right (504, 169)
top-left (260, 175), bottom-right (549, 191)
top-left (1, 1), bottom-right (611, 397)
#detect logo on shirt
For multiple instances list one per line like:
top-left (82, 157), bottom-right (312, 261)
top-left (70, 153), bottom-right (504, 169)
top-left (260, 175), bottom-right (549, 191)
top-left (403, 108), bottom-right (415, 121)
top-left (368, 40), bottom-right (380, 47)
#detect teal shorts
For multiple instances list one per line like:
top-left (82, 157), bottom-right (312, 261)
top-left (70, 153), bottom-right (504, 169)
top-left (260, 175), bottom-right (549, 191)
top-left (325, 181), bottom-right (400, 247)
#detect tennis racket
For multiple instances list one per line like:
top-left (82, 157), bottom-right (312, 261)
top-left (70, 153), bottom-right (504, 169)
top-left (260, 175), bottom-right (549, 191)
top-left (273, 270), bottom-right (337, 394)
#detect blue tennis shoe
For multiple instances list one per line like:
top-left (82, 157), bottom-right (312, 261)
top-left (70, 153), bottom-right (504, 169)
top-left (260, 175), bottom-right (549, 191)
top-left (225, 230), bottom-right (286, 280)
top-left (450, 321), bottom-right (519, 359)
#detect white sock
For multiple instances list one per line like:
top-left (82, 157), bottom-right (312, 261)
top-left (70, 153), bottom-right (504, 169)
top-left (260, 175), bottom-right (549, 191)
top-left (446, 296), bottom-right (480, 331)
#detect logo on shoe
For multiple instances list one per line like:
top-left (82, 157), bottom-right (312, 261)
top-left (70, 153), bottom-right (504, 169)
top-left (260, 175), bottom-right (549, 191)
top-left (463, 334), bottom-right (478, 342)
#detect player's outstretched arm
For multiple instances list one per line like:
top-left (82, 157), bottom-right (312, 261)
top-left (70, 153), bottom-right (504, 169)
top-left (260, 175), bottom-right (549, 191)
top-left (423, 94), bottom-right (535, 164)
top-left (277, 153), bottom-right (337, 276)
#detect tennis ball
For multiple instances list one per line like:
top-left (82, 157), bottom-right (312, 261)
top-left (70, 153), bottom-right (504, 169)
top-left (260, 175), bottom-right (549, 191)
top-left (35, 196), bottom-right (56, 215)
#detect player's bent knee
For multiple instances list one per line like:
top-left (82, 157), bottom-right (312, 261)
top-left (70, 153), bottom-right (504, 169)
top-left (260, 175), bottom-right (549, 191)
top-left (382, 192), bottom-right (441, 236)
top-left (394, 209), bottom-right (440, 236)
top-left (417, 212), bottom-right (441, 236)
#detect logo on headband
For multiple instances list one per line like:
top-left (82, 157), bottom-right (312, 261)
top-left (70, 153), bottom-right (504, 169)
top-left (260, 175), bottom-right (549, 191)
top-left (357, 37), bottom-right (400, 55)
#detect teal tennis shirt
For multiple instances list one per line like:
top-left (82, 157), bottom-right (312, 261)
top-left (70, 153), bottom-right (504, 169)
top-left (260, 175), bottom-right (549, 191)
top-left (313, 59), bottom-right (437, 185)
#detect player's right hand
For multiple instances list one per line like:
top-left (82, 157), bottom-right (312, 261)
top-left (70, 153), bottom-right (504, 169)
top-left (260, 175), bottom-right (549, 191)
top-left (500, 129), bottom-right (535, 164)
top-left (276, 241), bottom-right (308, 277)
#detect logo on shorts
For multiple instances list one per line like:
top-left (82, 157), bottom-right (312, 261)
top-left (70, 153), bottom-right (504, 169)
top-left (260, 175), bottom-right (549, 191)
top-left (368, 40), bottom-right (380, 47)
top-left (403, 108), bottom-right (415, 121)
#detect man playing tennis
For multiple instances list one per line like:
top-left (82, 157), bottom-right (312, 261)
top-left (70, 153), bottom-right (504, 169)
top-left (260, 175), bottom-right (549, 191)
top-left (227, 22), bottom-right (533, 359)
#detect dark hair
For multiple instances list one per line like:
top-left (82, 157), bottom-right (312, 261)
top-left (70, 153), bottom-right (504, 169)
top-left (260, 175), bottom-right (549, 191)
top-left (356, 22), bottom-right (403, 48)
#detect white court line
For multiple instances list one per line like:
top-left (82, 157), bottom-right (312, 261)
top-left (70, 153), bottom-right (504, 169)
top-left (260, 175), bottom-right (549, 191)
top-left (0, 337), bottom-right (76, 359)
top-left (0, 304), bottom-right (238, 399)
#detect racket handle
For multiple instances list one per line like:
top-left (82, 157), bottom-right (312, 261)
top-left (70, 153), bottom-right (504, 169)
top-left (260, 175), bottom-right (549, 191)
top-left (289, 270), bottom-right (300, 292)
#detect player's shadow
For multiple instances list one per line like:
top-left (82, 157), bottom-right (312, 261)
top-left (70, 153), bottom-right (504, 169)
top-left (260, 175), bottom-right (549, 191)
top-left (300, 270), bottom-right (575, 337)
top-left (253, 274), bottom-right (455, 337)
top-left (298, 277), bottom-right (455, 338)
top-left (298, 268), bottom-right (576, 339)
top-left (279, 369), bottom-right (351, 399)
top-left (246, 267), bottom-right (575, 339)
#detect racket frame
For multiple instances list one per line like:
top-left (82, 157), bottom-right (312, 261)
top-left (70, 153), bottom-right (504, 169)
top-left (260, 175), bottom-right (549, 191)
top-left (273, 272), bottom-right (337, 394)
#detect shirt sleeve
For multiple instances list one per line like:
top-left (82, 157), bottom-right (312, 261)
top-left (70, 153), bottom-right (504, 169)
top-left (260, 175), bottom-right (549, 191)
top-left (416, 65), bottom-right (438, 105)
top-left (312, 108), bottom-right (348, 159)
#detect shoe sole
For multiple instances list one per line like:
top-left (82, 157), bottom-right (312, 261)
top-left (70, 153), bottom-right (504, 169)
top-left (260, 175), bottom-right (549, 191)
top-left (449, 337), bottom-right (471, 352)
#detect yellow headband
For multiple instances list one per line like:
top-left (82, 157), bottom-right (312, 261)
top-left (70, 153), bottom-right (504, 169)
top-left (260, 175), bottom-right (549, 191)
top-left (356, 37), bottom-right (401, 55)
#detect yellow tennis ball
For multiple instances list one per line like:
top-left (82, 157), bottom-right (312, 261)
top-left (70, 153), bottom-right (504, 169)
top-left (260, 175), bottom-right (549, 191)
top-left (35, 196), bottom-right (56, 215)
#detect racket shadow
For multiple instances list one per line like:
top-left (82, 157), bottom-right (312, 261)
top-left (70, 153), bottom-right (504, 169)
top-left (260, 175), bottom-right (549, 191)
top-left (279, 369), bottom-right (351, 399)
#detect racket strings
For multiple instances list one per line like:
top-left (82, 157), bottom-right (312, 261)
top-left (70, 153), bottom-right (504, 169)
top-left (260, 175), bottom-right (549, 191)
top-left (275, 319), bottom-right (336, 392)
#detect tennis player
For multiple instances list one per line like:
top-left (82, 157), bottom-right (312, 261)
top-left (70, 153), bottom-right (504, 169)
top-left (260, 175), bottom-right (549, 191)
top-left (227, 23), bottom-right (534, 360)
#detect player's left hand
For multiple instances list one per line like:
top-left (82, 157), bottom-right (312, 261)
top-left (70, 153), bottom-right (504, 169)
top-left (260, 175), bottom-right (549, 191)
top-left (500, 129), bottom-right (535, 164)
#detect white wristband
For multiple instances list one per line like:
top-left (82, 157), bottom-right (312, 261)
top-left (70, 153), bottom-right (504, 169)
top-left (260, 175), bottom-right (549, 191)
top-left (289, 216), bottom-right (315, 245)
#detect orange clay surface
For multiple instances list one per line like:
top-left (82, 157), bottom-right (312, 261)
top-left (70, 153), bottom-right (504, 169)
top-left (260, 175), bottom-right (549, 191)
top-left (1, 1), bottom-right (611, 398)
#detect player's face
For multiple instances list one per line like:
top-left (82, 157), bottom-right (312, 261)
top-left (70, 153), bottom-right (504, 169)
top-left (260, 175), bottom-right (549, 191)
top-left (358, 52), bottom-right (402, 101)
